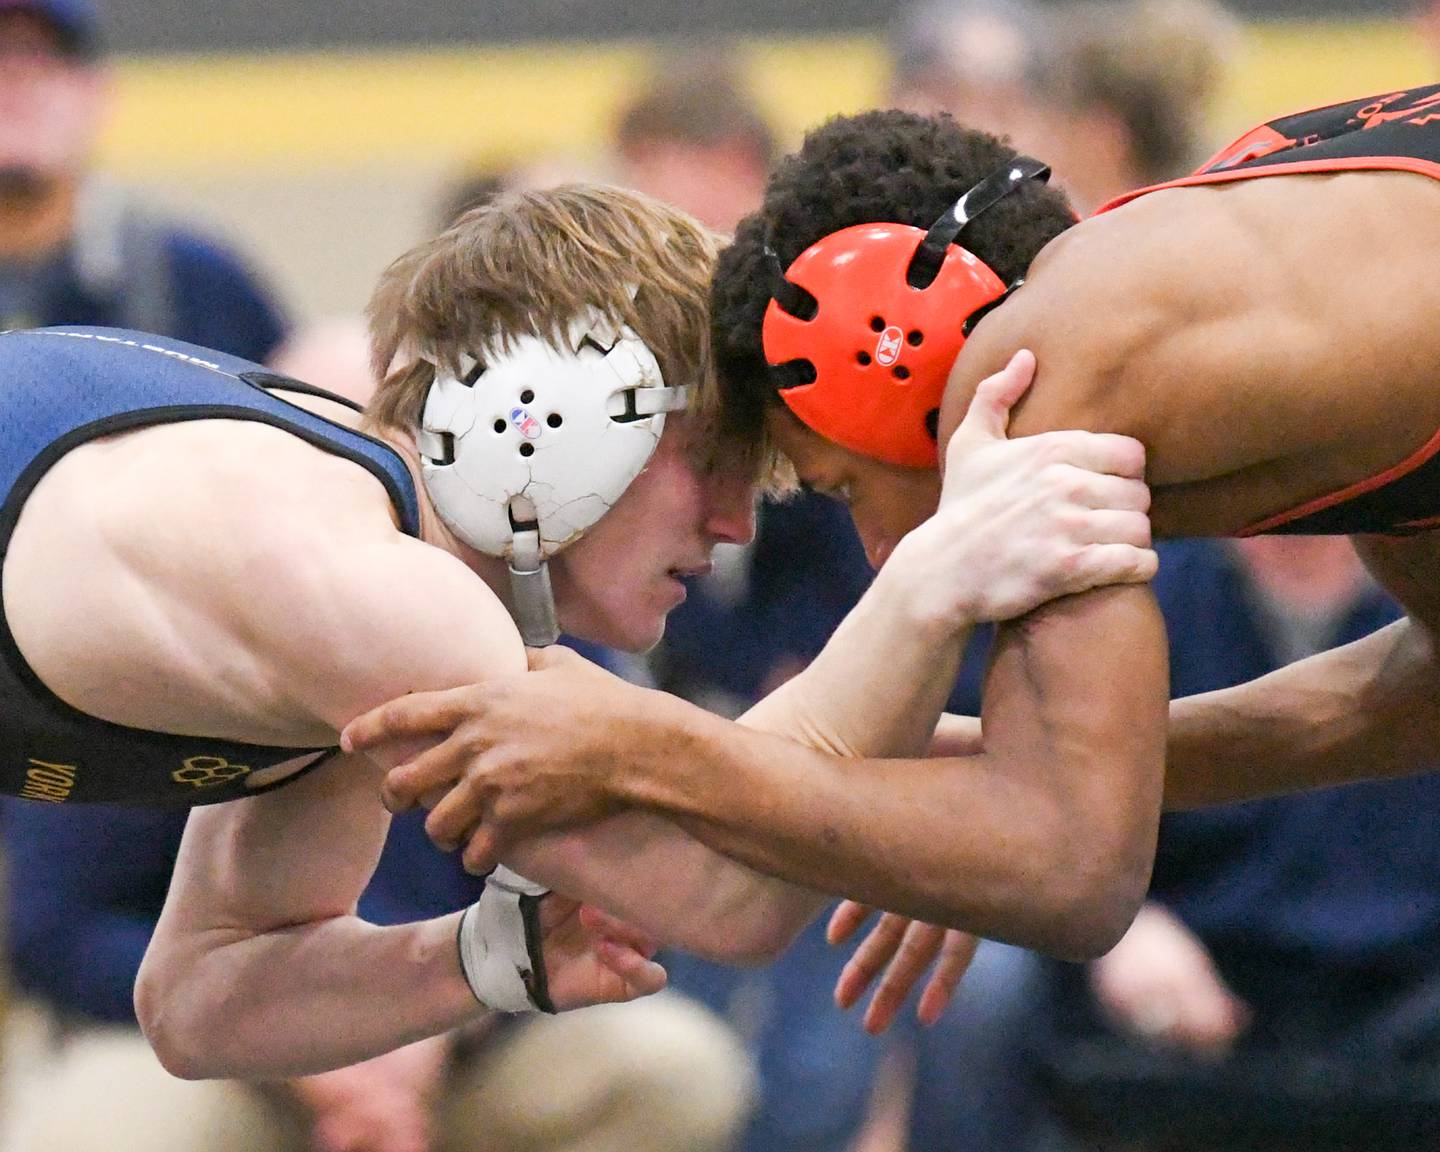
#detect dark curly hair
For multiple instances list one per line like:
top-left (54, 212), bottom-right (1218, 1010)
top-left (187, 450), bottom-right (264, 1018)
top-left (711, 109), bottom-right (1078, 459)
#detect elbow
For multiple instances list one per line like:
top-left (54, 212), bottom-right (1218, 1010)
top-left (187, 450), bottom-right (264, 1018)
top-left (945, 800), bottom-right (1154, 962)
top-left (140, 1027), bottom-right (210, 1083)
top-left (134, 949), bottom-right (230, 1081)
top-left (134, 970), bottom-right (199, 1080)
top-left (1032, 867), bottom-right (1148, 961)
top-left (1023, 820), bottom-right (1154, 960)
top-left (1008, 745), bottom-right (1162, 960)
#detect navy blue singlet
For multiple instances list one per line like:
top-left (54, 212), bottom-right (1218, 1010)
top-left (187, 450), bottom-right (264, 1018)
top-left (0, 327), bottom-right (420, 805)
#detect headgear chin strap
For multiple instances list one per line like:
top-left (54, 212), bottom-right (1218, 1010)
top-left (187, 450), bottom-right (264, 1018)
top-left (418, 311), bottom-right (688, 647)
top-left (762, 157), bottom-right (1050, 468)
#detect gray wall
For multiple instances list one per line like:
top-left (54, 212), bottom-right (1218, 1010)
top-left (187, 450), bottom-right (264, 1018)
top-left (103, 0), bottom-right (1414, 55)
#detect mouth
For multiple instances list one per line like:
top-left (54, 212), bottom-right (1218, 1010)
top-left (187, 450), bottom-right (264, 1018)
top-left (666, 563), bottom-right (713, 582)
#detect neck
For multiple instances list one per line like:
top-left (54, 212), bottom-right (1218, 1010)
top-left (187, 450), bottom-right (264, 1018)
top-left (0, 176), bottom-right (78, 262)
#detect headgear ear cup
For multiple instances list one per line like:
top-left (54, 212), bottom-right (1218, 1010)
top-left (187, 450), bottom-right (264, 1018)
top-left (418, 315), bottom-right (688, 644)
top-left (761, 158), bottom-right (1050, 468)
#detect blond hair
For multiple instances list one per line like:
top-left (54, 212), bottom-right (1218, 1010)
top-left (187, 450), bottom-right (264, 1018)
top-left (366, 182), bottom-right (772, 481)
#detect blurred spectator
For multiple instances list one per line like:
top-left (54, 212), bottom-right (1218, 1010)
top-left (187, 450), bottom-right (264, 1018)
top-left (886, 0), bottom-right (1055, 154)
top-left (1416, 0), bottom-right (1440, 60)
top-left (1034, 537), bottom-right (1440, 1151)
top-left (612, 60), bottom-right (775, 232)
top-left (0, 800), bottom-right (754, 1152)
top-left (886, 0), bottom-right (1236, 215)
top-left (1038, 0), bottom-right (1239, 212)
top-left (0, 0), bottom-right (286, 357)
top-left (437, 170), bottom-right (511, 231)
top-left (436, 154), bottom-right (603, 229)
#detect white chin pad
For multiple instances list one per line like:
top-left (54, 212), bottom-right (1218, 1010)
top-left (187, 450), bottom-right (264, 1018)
top-left (456, 866), bottom-right (555, 1013)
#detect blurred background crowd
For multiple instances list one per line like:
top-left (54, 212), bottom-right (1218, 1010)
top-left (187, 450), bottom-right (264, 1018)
top-left (3, 0), bottom-right (1440, 1149)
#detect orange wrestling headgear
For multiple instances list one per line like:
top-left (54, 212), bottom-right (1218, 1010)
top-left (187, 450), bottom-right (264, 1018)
top-left (761, 157), bottom-right (1050, 468)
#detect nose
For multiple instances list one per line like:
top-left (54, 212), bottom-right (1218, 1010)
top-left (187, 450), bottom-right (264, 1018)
top-left (705, 470), bottom-right (757, 547)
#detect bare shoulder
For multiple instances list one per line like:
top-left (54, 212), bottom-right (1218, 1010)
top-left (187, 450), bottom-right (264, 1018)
top-left (944, 170), bottom-right (1440, 505)
top-left (943, 204), bottom-right (1235, 438)
top-left (7, 419), bottom-right (523, 745)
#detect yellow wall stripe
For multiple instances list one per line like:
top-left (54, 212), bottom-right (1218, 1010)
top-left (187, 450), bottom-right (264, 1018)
top-left (99, 26), bottom-right (1437, 176)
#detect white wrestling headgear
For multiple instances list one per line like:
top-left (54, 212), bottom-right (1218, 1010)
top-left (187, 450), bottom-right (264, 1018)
top-left (417, 308), bottom-right (689, 646)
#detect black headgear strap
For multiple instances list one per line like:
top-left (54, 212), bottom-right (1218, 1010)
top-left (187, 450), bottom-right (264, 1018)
top-left (906, 157), bottom-right (1051, 290)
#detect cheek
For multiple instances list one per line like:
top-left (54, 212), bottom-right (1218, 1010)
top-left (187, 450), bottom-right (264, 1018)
top-left (900, 487), bottom-right (940, 533)
top-left (1, 76), bottom-right (98, 151)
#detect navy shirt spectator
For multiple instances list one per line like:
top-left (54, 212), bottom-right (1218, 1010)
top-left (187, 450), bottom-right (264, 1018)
top-left (1036, 538), bottom-right (1440, 1151)
top-left (0, 206), bottom-right (287, 363)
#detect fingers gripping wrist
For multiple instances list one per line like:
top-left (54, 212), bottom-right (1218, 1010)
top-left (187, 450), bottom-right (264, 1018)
top-left (457, 866), bottom-right (557, 1013)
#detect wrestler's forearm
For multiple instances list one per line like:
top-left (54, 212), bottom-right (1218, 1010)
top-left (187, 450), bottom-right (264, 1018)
top-left (507, 542), bottom-right (965, 963)
top-left (137, 913), bottom-right (484, 1080)
top-left (739, 554), bottom-right (967, 757)
top-left (1165, 617), bottom-right (1440, 808)
top-left (136, 755), bottom-right (488, 1081)
top-left (509, 814), bottom-right (828, 965)
top-left (622, 587), bottom-right (1168, 959)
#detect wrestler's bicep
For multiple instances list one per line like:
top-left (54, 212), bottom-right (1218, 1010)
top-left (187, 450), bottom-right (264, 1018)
top-left (153, 752), bottom-right (389, 952)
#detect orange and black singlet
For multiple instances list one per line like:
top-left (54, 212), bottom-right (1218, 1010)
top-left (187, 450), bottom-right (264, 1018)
top-left (1098, 82), bottom-right (1440, 537)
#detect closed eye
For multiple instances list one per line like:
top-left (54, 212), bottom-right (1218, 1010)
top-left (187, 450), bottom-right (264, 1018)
top-left (812, 481), bottom-right (854, 506)
top-left (796, 475), bottom-right (853, 506)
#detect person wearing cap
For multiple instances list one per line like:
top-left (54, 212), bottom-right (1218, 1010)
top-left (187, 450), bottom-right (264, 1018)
top-left (0, 0), bottom-right (286, 355)
top-left (342, 85), bottom-right (1440, 1001)
top-left (0, 180), bottom-right (1155, 1077)
top-left (0, 0), bottom-right (100, 57)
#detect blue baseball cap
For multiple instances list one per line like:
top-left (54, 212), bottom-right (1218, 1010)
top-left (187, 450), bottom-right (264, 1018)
top-left (0, 0), bottom-right (103, 58)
